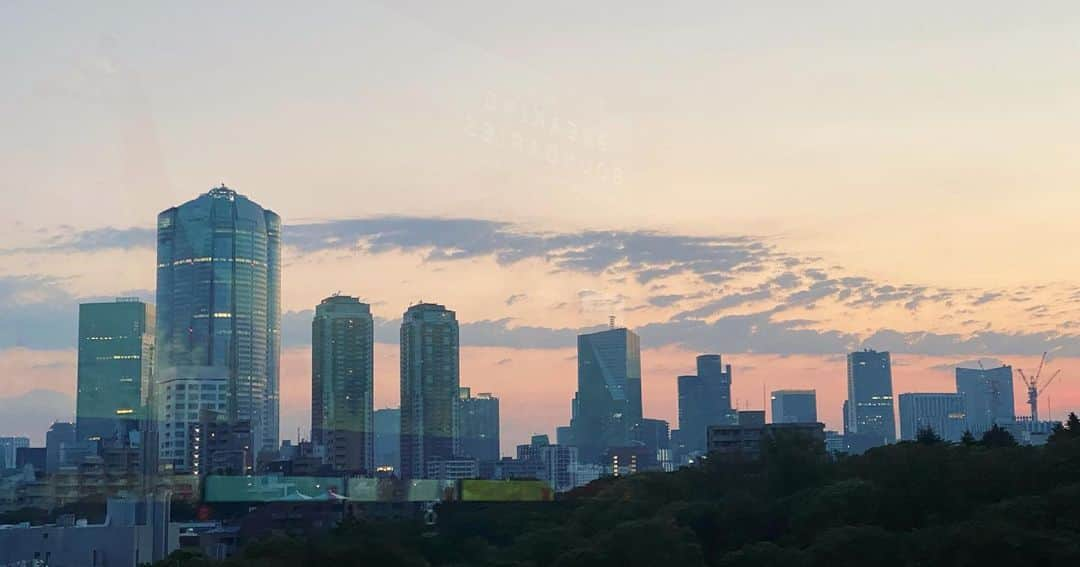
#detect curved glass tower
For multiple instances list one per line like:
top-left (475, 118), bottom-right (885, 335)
top-left (155, 185), bottom-right (281, 467)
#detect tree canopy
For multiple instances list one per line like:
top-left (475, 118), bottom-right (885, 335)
top-left (152, 431), bottom-right (1080, 566)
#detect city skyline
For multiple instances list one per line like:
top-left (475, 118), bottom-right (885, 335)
top-left (4, 3), bottom-right (1080, 454)
top-left (1, 234), bottom-right (1073, 455)
top-left (6, 4), bottom-right (1080, 565)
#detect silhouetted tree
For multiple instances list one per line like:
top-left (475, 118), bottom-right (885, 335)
top-left (1049, 412), bottom-right (1080, 443)
top-left (960, 430), bottom-right (977, 446)
top-left (980, 424), bottom-right (1018, 447)
top-left (149, 550), bottom-right (214, 567)
top-left (915, 426), bottom-right (943, 445)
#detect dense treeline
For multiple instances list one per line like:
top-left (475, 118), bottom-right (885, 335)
top-left (153, 414), bottom-right (1080, 567)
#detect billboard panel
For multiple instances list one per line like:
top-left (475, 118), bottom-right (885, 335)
top-left (203, 476), bottom-right (344, 502)
top-left (460, 480), bottom-right (554, 502)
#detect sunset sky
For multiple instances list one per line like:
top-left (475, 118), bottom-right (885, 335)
top-left (3, 1), bottom-right (1080, 453)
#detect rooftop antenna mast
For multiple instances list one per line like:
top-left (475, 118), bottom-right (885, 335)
top-left (609, 315), bottom-right (616, 329)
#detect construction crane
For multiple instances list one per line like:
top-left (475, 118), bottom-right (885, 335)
top-left (1016, 352), bottom-right (1062, 423)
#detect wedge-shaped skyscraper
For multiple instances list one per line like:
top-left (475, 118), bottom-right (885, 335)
top-left (570, 327), bottom-right (642, 464)
top-left (846, 349), bottom-right (896, 452)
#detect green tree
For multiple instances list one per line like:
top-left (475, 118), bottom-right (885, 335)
top-left (980, 424), bottom-right (1018, 448)
top-left (916, 426), bottom-right (943, 445)
top-left (148, 549), bottom-right (214, 567)
top-left (1068, 412), bottom-right (1080, 433)
top-left (1050, 412), bottom-right (1080, 443)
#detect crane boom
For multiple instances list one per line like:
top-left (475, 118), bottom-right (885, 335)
top-left (1042, 369), bottom-right (1062, 393)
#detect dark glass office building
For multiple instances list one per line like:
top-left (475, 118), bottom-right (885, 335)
top-left (696, 354), bottom-right (734, 424)
top-left (955, 365), bottom-right (1015, 434)
top-left (898, 393), bottom-right (966, 442)
top-left (312, 295), bottom-right (374, 473)
top-left (76, 299), bottom-right (155, 444)
top-left (846, 349), bottom-right (896, 451)
top-left (457, 387), bottom-right (500, 463)
top-left (771, 389), bottom-right (817, 424)
top-left (155, 185), bottom-right (281, 455)
top-left (374, 408), bottom-right (401, 474)
top-left (569, 327), bottom-right (642, 464)
top-left (399, 303), bottom-right (459, 479)
top-left (676, 354), bottom-right (735, 454)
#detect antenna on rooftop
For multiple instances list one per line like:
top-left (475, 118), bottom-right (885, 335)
top-left (609, 315), bottom-right (616, 329)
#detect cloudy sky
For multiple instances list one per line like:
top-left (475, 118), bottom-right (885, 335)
top-left (3, 1), bottom-right (1080, 452)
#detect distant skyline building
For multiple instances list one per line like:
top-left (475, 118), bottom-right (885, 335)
top-left (555, 425), bottom-right (573, 446)
top-left (707, 412), bottom-right (825, 461)
top-left (771, 389), bottom-right (817, 424)
top-left (76, 299), bottom-right (155, 444)
top-left (677, 375), bottom-right (704, 452)
top-left (696, 355), bottom-right (734, 424)
top-left (374, 408), bottom-right (401, 475)
top-left (676, 354), bottom-right (735, 454)
top-left (15, 447), bottom-right (45, 472)
top-left (155, 185), bottom-right (282, 455)
top-left (311, 295), bottom-right (375, 474)
top-left (457, 387), bottom-right (500, 463)
top-left (632, 418), bottom-right (672, 471)
top-left (846, 349), bottom-right (896, 451)
top-left (45, 422), bottom-right (75, 473)
top-left (400, 303), bottom-right (460, 479)
top-left (510, 434), bottom-right (586, 492)
top-left (955, 365), bottom-right (1015, 434)
top-left (0, 437), bottom-right (29, 470)
top-left (569, 327), bottom-right (643, 464)
top-left (898, 393), bottom-right (966, 442)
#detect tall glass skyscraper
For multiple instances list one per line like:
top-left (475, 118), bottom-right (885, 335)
top-left (76, 299), bottom-right (155, 444)
top-left (399, 303), bottom-right (459, 479)
top-left (846, 349), bottom-right (896, 452)
top-left (312, 295), bottom-right (374, 473)
top-left (155, 185), bottom-right (281, 459)
top-left (570, 327), bottom-right (642, 464)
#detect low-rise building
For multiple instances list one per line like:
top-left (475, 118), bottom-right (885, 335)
top-left (707, 412), bottom-right (825, 460)
top-left (425, 458), bottom-right (479, 481)
top-left (190, 410), bottom-right (254, 477)
top-left (158, 369), bottom-right (230, 473)
top-left (0, 496), bottom-right (172, 567)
